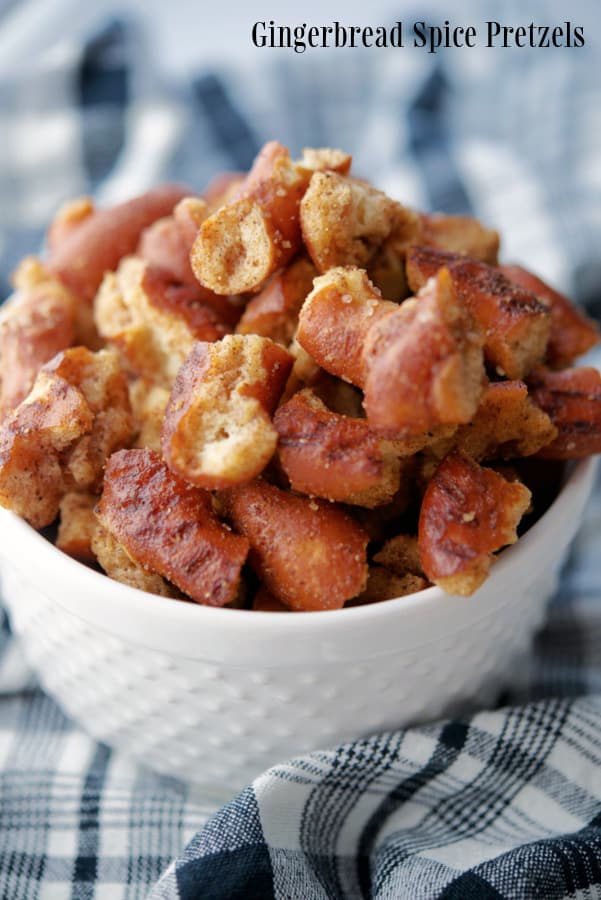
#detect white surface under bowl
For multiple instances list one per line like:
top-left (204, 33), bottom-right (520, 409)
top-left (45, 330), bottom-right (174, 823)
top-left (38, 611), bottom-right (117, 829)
top-left (0, 455), bottom-right (597, 793)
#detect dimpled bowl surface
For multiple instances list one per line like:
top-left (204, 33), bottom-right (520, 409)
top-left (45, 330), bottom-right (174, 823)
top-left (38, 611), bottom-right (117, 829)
top-left (0, 456), bottom-right (596, 792)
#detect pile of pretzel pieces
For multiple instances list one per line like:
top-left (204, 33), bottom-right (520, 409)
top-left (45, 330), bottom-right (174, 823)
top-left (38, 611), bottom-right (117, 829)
top-left (0, 141), bottom-right (599, 610)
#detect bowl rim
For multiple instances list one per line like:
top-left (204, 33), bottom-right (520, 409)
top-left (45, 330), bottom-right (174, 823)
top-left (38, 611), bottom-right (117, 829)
top-left (0, 454), bottom-right (597, 665)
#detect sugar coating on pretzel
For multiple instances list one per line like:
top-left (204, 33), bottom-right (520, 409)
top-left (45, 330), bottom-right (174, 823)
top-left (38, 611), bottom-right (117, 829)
top-left (407, 246), bottom-right (551, 380)
top-left (418, 451), bottom-right (531, 596)
top-left (274, 388), bottom-right (402, 507)
top-left (0, 347), bottom-right (133, 528)
top-left (97, 449), bottom-right (249, 606)
top-left (225, 479), bottom-right (369, 610)
top-left (162, 335), bottom-right (293, 489)
top-left (94, 256), bottom-right (230, 387)
top-left (363, 268), bottom-right (485, 435)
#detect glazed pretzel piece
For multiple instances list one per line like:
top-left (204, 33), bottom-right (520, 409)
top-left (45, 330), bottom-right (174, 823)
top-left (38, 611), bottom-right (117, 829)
top-left (56, 492), bottom-right (99, 562)
top-left (0, 347), bottom-right (134, 528)
top-left (418, 451), bottom-right (531, 596)
top-left (362, 268), bottom-right (485, 435)
top-left (91, 524), bottom-right (180, 598)
top-left (94, 257), bottom-right (231, 387)
top-left (138, 197), bottom-right (243, 328)
top-left (296, 266), bottom-right (398, 386)
top-left (406, 246), bottom-right (551, 379)
top-left (528, 366), bottom-right (601, 459)
top-left (300, 170), bottom-right (420, 274)
top-left (192, 142), bottom-right (347, 295)
top-left (97, 449), bottom-right (249, 606)
top-left (347, 566), bottom-right (429, 606)
top-left (373, 534), bottom-right (425, 577)
top-left (162, 334), bottom-right (293, 489)
top-left (47, 185), bottom-right (189, 302)
top-left (427, 380), bottom-right (558, 462)
top-left (500, 265), bottom-right (600, 368)
top-left (129, 379), bottom-right (170, 452)
top-left (224, 479), bottom-right (369, 611)
top-left (0, 258), bottom-right (77, 418)
top-left (236, 257), bottom-right (317, 345)
top-left (274, 388), bottom-right (403, 507)
top-left (419, 213), bottom-right (500, 264)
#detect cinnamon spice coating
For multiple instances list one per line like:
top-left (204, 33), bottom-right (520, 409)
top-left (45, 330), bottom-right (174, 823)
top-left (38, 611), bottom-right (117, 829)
top-left (97, 449), bottom-right (249, 606)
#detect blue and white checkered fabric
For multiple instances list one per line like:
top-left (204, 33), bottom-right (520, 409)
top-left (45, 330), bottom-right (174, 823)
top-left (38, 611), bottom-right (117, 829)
top-left (0, 5), bottom-right (600, 897)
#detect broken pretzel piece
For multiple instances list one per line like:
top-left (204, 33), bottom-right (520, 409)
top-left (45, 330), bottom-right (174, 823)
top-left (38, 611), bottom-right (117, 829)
top-left (274, 388), bottom-right (402, 507)
top-left (56, 492), bottom-right (99, 563)
top-left (427, 380), bottom-right (558, 462)
top-left (94, 257), bottom-right (230, 387)
top-left (1, 259), bottom-right (77, 417)
top-left (97, 449), bottom-right (249, 606)
top-left (297, 266), bottom-right (397, 386)
top-left (91, 523), bottom-right (180, 598)
top-left (236, 257), bottom-right (317, 345)
top-left (192, 142), bottom-right (314, 294)
top-left (500, 265), bottom-right (600, 368)
top-left (418, 451), bottom-right (531, 596)
top-left (300, 170), bottom-right (418, 273)
top-left (419, 213), bottom-right (500, 264)
top-left (225, 479), bottom-right (369, 611)
top-left (162, 334), bottom-right (293, 489)
top-left (48, 184), bottom-right (189, 302)
top-left (363, 268), bottom-right (485, 435)
top-left (407, 246), bottom-right (551, 379)
top-left (373, 534), bottom-right (424, 577)
top-left (528, 366), bottom-right (601, 459)
top-left (347, 566), bottom-right (428, 606)
top-left (0, 347), bottom-right (134, 528)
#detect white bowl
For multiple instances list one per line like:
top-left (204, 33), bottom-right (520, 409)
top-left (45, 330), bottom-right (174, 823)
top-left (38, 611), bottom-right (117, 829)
top-left (0, 455), bottom-right (596, 792)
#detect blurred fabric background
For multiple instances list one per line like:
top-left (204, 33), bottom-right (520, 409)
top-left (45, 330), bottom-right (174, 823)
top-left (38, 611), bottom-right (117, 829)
top-left (0, 0), bottom-right (599, 310)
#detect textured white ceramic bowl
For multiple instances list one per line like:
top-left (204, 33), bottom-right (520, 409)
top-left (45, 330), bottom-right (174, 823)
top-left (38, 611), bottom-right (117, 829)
top-left (0, 455), bottom-right (596, 792)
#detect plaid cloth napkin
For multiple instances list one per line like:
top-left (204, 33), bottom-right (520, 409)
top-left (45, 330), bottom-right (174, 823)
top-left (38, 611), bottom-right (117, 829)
top-left (1, 5), bottom-right (601, 898)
